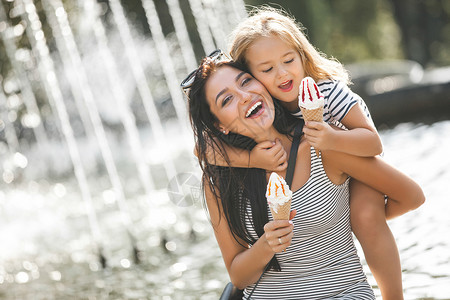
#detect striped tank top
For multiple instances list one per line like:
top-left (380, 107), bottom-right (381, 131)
top-left (243, 147), bottom-right (375, 299)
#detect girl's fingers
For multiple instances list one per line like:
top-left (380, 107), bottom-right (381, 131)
top-left (275, 150), bottom-right (287, 164)
top-left (304, 121), bottom-right (323, 130)
top-left (274, 161), bottom-right (288, 171)
top-left (273, 147), bottom-right (285, 160)
top-left (255, 140), bottom-right (277, 150)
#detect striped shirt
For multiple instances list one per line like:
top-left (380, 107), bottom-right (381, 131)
top-left (243, 147), bottom-right (375, 299)
top-left (292, 79), bottom-right (372, 128)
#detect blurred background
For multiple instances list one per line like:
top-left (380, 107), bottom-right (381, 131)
top-left (0, 0), bottom-right (449, 299)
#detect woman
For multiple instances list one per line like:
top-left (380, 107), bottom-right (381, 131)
top-left (183, 55), bottom-right (425, 299)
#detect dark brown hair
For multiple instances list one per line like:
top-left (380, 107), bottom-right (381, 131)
top-left (187, 58), bottom-right (298, 271)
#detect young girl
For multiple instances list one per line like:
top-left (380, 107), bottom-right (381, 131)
top-left (202, 7), bottom-right (410, 300)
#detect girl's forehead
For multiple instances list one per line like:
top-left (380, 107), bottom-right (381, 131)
top-left (246, 36), bottom-right (295, 62)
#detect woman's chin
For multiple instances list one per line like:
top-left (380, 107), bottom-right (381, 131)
top-left (238, 115), bottom-right (275, 140)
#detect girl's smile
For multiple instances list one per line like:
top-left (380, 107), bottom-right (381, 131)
top-left (279, 80), bottom-right (294, 92)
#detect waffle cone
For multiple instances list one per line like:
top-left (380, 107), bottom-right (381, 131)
top-left (300, 106), bottom-right (323, 157)
top-left (269, 199), bottom-right (292, 220)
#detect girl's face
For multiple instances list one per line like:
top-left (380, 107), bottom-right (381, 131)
top-left (246, 35), bottom-right (305, 110)
top-left (205, 65), bottom-right (275, 142)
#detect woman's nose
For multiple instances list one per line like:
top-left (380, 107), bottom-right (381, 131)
top-left (239, 91), bottom-right (252, 104)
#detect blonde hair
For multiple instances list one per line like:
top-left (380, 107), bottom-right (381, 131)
top-left (228, 6), bottom-right (350, 84)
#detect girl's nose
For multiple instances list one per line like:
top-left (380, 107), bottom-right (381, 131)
top-left (277, 66), bottom-right (288, 78)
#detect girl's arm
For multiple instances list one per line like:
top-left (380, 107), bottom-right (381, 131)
top-left (197, 138), bottom-right (288, 171)
top-left (323, 150), bottom-right (425, 219)
top-left (204, 181), bottom-right (294, 289)
top-left (303, 103), bottom-right (383, 157)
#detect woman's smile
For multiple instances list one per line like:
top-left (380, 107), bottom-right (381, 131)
top-left (205, 65), bottom-right (275, 140)
top-left (245, 100), bottom-right (264, 118)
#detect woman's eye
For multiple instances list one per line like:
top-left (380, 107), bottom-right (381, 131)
top-left (241, 77), bottom-right (252, 86)
top-left (222, 96), bottom-right (232, 107)
top-left (262, 67), bottom-right (273, 73)
top-left (285, 58), bottom-right (294, 64)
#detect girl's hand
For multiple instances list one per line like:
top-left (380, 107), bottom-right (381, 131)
top-left (250, 139), bottom-right (287, 171)
top-left (303, 121), bottom-right (337, 151)
top-left (263, 210), bottom-right (297, 253)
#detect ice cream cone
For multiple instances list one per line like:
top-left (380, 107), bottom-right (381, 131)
top-left (300, 106), bottom-right (323, 157)
top-left (269, 199), bottom-right (292, 220)
top-left (299, 77), bottom-right (325, 158)
top-left (266, 172), bottom-right (293, 221)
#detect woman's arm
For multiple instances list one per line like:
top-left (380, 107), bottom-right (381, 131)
top-left (303, 103), bottom-right (383, 157)
top-left (204, 181), bottom-right (294, 289)
top-left (323, 150), bottom-right (425, 219)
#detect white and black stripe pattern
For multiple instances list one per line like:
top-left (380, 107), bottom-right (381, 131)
top-left (292, 80), bottom-right (372, 129)
top-left (243, 148), bottom-right (375, 299)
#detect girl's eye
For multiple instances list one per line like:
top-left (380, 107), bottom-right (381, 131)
top-left (285, 58), bottom-right (294, 64)
top-left (262, 67), bottom-right (273, 73)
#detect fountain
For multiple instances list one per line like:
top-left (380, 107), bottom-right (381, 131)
top-left (0, 0), bottom-right (245, 272)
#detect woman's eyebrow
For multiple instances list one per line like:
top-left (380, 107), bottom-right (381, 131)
top-left (215, 88), bottom-right (228, 104)
top-left (235, 71), bottom-right (246, 82)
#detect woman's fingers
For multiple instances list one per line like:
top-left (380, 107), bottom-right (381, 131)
top-left (264, 219), bottom-right (291, 231)
top-left (264, 219), bottom-right (294, 252)
top-left (269, 231), bottom-right (294, 252)
top-left (289, 209), bottom-right (297, 220)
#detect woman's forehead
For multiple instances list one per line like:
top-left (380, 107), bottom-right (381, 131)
top-left (205, 66), bottom-right (246, 100)
top-left (211, 65), bottom-right (243, 81)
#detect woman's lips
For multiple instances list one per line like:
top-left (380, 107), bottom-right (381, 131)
top-left (245, 100), bottom-right (265, 119)
top-left (279, 80), bottom-right (293, 92)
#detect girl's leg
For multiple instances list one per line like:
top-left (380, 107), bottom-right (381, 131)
top-left (350, 179), bottom-right (404, 300)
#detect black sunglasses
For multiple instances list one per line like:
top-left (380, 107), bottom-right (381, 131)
top-left (180, 49), bottom-right (229, 96)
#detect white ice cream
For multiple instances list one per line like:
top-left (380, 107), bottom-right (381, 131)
top-left (298, 77), bottom-right (325, 109)
top-left (266, 172), bottom-right (292, 213)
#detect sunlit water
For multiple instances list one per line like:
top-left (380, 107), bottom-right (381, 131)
top-left (0, 120), bottom-right (449, 300)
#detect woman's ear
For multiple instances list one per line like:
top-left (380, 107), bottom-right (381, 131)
top-left (220, 127), bottom-right (229, 135)
top-left (215, 122), bottom-right (229, 135)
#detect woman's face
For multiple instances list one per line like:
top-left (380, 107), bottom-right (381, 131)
top-left (205, 65), bottom-right (275, 141)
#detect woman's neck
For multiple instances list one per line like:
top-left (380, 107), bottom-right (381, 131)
top-left (254, 127), bottom-right (292, 151)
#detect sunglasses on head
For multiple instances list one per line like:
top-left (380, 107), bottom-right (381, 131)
top-left (180, 49), bottom-right (230, 97)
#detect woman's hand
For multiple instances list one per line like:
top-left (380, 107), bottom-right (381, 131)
top-left (302, 121), bottom-right (337, 151)
top-left (263, 210), bottom-right (297, 253)
top-left (250, 139), bottom-right (287, 171)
